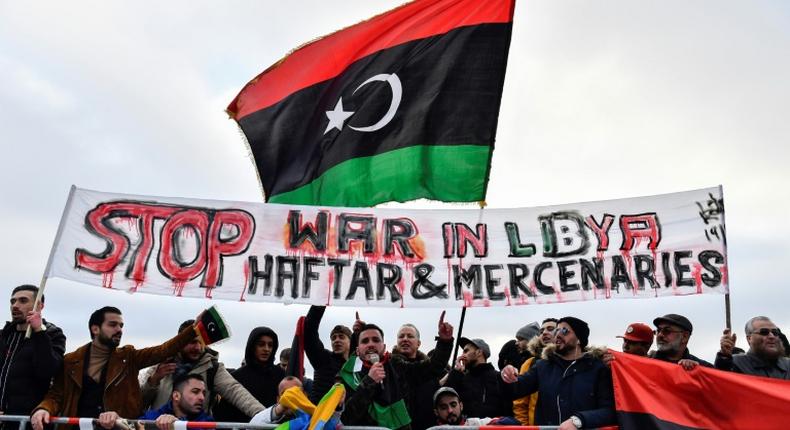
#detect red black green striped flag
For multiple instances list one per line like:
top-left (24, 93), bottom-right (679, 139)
top-left (195, 305), bottom-right (230, 345)
top-left (286, 316), bottom-right (306, 380)
top-left (228, 0), bottom-right (515, 206)
top-left (610, 350), bottom-right (790, 429)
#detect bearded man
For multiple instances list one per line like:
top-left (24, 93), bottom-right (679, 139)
top-left (32, 307), bottom-right (200, 430)
top-left (500, 317), bottom-right (615, 430)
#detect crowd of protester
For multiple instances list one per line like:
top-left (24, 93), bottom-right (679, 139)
top-left (0, 284), bottom-right (788, 430)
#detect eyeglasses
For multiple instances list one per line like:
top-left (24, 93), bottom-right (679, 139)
top-left (555, 327), bottom-right (571, 337)
top-left (751, 328), bottom-right (781, 337)
top-left (655, 326), bottom-right (684, 336)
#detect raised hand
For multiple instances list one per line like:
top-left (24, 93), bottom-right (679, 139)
top-left (720, 328), bottom-right (737, 356)
top-left (353, 311), bottom-right (365, 332)
top-left (437, 310), bottom-right (453, 340)
top-left (26, 310), bottom-right (43, 332)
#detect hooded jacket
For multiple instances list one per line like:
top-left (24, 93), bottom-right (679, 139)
top-left (213, 327), bottom-right (285, 422)
top-left (504, 344), bottom-right (615, 428)
top-left (0, 320), bottom-right (66, 416)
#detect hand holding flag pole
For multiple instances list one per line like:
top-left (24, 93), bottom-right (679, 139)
top-left (24, 274), bottom-right (48, 339)
top-left (26, 186), bottom-right (77, 339)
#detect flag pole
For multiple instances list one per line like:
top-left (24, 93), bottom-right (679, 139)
top-left (451, 200), bottom-right (485, 363)
top-left (452, 306), bottom-right (467, 364)
top-left (719, 185), bottom-right (731, 330)
top-left (26, 185), bottom-right (77, 339)
top-left (24, 275), bottom-right (49, 338)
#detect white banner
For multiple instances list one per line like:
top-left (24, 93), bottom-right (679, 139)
top-left (46, 186), bottom-right (727, 307)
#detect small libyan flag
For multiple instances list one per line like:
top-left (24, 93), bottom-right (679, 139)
top-left (195, 305), bottom-right (231, 345)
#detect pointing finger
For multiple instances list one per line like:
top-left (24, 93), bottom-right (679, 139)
top-left (439, 310), bottom-right (446, 325)
top-left (355, 311), bottom-right (360, 321)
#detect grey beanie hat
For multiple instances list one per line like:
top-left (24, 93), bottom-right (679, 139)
top-left (516, 322), bottom-right (540, 341)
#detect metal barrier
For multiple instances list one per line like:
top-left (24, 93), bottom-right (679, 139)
top-left (0, 417), bottom-right (620, 430)
top-left (0, 416), bottom-right (389, 430)
top-left (427, 426), bottom-right (619, 430)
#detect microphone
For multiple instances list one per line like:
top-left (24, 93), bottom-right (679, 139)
top-left (366, 353), bottom-right (383, 385)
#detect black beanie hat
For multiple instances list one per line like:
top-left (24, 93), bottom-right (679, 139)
top-left (558, 316), bottom-right (590, 348)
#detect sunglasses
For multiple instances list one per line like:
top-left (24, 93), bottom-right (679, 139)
top-left (752, 328), bottom-right (781, 337)
top-left (655, 326), bottom-right (684, 336)
top-left (555, 327), bottom-right (572, 337)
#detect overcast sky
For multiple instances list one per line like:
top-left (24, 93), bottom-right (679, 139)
top-left (1, 1), bottom-right (789, 371)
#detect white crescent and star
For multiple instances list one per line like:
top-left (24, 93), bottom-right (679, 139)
top-left (324, 73), bottom-right (403, 135)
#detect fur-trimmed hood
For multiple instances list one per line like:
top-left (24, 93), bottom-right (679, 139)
top-left (526, 336), bottom-right (544, 357)
top-left (541, 343), bottom-right (608, 360)
top-left (391, 345), bottom-right (428, 361)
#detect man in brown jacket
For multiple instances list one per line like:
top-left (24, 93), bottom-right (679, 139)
top-left (31, 306), bottom-right (199, 430)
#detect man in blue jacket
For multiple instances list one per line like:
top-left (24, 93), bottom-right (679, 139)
top-left (141, 374), bottom-right (212, 429)
top-left (500, 317), bottom-right (615, 430)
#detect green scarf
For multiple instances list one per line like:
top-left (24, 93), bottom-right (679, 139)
top-left (339, 355), bottom-right (411, 429)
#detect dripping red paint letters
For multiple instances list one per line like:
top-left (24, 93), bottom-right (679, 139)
top-left (75, 201), bottom-right (255, 288)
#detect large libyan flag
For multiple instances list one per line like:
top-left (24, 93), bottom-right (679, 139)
top-left (227, 0), bottom-right (515, 206)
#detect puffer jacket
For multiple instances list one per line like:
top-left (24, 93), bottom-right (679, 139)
top-left (512, 336), bottom-right (545, 425)
top-left (213, 327), bottom-right (283, 421)
top-left (0, 320), bottom-right (66, 415)
top-left (36, 326), bottom-right (196, 420)
top-left (140, 348), bottom-right (265, 417)
top-left (505, 344), bottom-right (615, 428)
